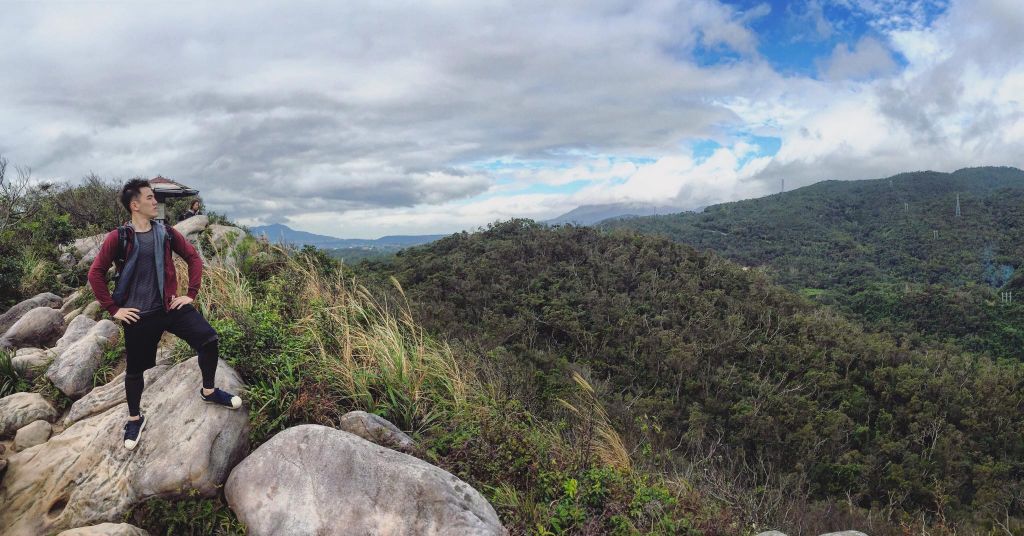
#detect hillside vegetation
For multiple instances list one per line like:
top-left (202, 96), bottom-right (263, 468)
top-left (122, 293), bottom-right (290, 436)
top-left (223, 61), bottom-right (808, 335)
top-left (364, 219), bottom-right (1024, 533)
top-left (603, 167), bottom-right (1024, 359)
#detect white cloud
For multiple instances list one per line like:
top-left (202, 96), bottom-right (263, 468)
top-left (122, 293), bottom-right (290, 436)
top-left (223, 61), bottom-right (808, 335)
top-left (0, 0), bottom-right (1021, 238)
top-left (820, 37), bottom-right (898, 80)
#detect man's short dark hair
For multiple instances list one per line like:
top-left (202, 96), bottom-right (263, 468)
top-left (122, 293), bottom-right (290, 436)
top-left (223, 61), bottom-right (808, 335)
top-left (120, 178), bottom-right (152, 213)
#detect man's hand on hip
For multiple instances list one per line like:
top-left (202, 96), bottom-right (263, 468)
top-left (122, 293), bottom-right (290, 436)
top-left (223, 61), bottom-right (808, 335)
top-left (113, 308), bottom-right (141, 324)
top-left (170, 295), bottom-right (194, 309)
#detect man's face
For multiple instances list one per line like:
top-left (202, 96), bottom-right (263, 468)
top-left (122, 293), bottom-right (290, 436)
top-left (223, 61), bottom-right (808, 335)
top-left (132, 187), bottom-right (159, 219)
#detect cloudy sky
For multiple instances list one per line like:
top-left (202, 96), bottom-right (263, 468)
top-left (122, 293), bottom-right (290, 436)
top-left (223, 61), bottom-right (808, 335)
top-left (1, 0), bottom-right (1021, 238)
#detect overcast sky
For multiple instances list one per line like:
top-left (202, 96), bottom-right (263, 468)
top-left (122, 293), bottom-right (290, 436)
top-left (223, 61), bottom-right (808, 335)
top-left (1, 0), bottom-right (1021, 238)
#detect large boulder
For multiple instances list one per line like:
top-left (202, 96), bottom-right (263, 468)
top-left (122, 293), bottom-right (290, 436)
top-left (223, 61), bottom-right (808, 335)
top-left (225, 424), bottom-right (506, 536)
top-left (57, 523), bottom-right (150, 536)
top-left (0, 392), bottom-right (58, 438)
top-left (81, 301), bottom-right (103, 320)
top-left (0, 356), bottom-right (249, 535)
top-left (14, 419), bottom-right (52, 451)
top-left (0, 292), bottom-right (63, 334)
top-left (64, 343), bottom-right (174, 427)
top-left (337, 410), bottom-right (416, 453)
top-left (60, 290), bottom-right (87, 314)
top-left (12, 348), bottom-right (50, 378)
top-left (0, 306), bottom-right (65, 350)
top-left (207, 224), bottom-right (247, 267)
top-left (174, 214), bottom-right (209, 238)
top-left (45, 319), bottom-right (120, 398)
top-left (70, 233), bottom-right (107, 269)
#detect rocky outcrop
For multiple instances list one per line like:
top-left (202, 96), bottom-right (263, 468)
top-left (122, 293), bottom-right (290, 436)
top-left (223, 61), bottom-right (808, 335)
top-left (225, 424), bottom-right (506, 536)
top-left (45, 319), bottom-right (119, 398)
top-left (0, 292), bottom-right (63, 334)
top-left (12, 348), bottom-right (50, 378)
top-left (60, 290), bottom-right (86, 314)
top-left (13, 315), bottom-right (101, 378)
top-left (174, 214), bottom-right (209, 238)
top-left (57, 523), bottom-right (151, 536)
top-left (0, 356), bottom-right (249, 535)
top-left (14, 420), bottom-right (52, 451)
top-left (64, 344), bottom-right (174, 427)
top-left (338, 410), bottom-right (416, 453)
top-left (207, 224), bottom-right (246, 267)
top-left (81, 300), bottom-right (103, 320)
top-left (0, 392), bottom-right (58, 438)
top-left (0, 306), bottom-right (65, 350)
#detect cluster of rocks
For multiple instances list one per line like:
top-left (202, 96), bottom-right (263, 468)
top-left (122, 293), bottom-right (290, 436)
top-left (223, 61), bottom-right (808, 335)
top-left (1, 217), bottom-right (508, 535)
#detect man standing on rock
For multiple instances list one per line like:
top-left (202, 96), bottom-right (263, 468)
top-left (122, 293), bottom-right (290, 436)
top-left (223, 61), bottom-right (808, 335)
top-left (88, 178), bottom-right (242, 451)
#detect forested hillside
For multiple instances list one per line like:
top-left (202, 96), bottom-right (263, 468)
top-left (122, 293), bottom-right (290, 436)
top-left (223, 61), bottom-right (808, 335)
top-left (363, 220), bottom-right (1024, 533)
top-left (603, 167), bottom-right (1024, 358)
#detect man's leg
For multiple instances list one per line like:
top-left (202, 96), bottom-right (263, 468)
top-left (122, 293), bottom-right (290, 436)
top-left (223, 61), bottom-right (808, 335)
top-left (123, 313), bottom-right (163, 419)
top-left (166, 304), bottom-right (239, 407)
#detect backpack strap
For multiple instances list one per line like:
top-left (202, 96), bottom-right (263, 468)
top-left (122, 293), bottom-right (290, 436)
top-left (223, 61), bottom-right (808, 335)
top-left (113, 225), bottom-right (129, 283)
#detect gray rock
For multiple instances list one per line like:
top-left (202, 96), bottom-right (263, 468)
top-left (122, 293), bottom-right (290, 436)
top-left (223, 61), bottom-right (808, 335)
top-left (0, 392), bottom-right (58, 438)
top-left (54, 315), bottom-right (99, 354)
top-left (14, 420), bottom-right (52, 451)
top-left (0, 293), bottom-right (63, 334)
top-left (207, 224), bottom-right (246, 267)
top-left (174, 214), bottom-right (209, 238)
top-left (0, 306), bottom-right (65, 350)
top-left (73, 234), bottom-right (107, 270)
top-left (45, 319), bottom-right (120, 398)
top-left (819, 532), bottom-right (868, 536)
top-left (81, 301), bottom-right (103, 320)
top-left (64, 307), bottom-right (84, 324)
top-left (338, 410), bottom-right (416, 453)
top-left (57, 523), bottom-right (151, 536)
top-left (60, 290), bottom-right (86, 314)
top-left (225, 424), bottom-right (506, 536)
top-left (0, 356), bottom-right (249, 535)
top-left (64, 340), bottom-right (174, 427)
top-left (757, 532), bottom-right (788, 536)
top-left (12, 348), bottom-right (51, 378)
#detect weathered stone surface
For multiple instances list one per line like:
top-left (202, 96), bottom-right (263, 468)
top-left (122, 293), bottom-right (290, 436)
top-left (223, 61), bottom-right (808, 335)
top-left (73, 233), bottom-right (107, 269)
top-left (55, 315), bottom-right (98, 354)
top-left (14, 420), bottom-right (52, 451)
top-left (207, 224), bottom-right (247, 267)
top-left (225, 424), bottom-right (506, 536)
top-left (0, 306), bottom-right (65, 350)
top-left (0, 392), bottom-right (58, 438)
top-left (0, 292), bottom-right (63, 334)
top-left (64, 342), bottom-right (174, 427)
top-left (12, 348), bottom-right (50, 378)
top-left (338, 410), bottom-right (416, 453)
top-left (46, 319), bottom-right (120, 398)
top-left (174, 214), bottom-right (209, 237)
top-left (756, 531), bottom-right (788, 536)
top-left (61, 290), bottom-right (86, 314)
top-left (819, 532), bottom-right (868, 536)
top-left (0, 356), bottom-right (249, 535)
top-left (82, 301), bottom-right (103, 320)
top-left (57, 523), bottom-right (151, 536)
top-left (65, 307), bottom-right (85, 324)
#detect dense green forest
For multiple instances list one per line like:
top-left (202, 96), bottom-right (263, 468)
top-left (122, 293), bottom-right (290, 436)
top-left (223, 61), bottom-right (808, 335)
top-left (603, 167), bottom-right (1024, 359)
top-left (362, 219), bottom-right (1024, 532)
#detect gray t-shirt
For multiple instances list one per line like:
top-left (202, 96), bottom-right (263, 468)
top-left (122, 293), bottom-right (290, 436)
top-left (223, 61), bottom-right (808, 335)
top-left (122, 229), bottom-right (164, 314)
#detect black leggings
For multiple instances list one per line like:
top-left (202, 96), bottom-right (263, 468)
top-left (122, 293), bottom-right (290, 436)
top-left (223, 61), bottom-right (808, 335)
top-left (123, 304), bottom-right (219, 417)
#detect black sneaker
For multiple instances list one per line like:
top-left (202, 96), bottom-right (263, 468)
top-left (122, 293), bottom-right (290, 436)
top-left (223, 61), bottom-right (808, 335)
top-left (124, 415), bottom-right (146, 450)
top-left (200, 387), bottom-right (242, 409)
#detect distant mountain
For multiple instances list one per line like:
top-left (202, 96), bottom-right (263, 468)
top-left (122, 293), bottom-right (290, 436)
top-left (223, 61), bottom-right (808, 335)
top-left (251, 224), bottom-right (444, 250)
top-left (544, 202), bottom-right (694, 226)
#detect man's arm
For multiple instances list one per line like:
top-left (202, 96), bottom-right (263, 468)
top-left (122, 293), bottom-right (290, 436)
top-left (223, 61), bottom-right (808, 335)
top-left (87, 231), bottom-right (121, 316)
top-left (169, 226), bottom-right (203, 299)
